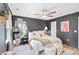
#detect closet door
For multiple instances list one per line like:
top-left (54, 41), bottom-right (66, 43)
top-left (0, 23), bottom-right (6, 54)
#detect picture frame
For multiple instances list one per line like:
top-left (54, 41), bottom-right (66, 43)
top-left (61, 20), bottom-right (69, 32)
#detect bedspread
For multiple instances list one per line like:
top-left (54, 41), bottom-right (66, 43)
top-left (30, 35), bottom-right (63, 55)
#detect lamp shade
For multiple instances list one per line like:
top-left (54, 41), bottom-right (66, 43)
top-left (44, 26), bottom-right (48, 30)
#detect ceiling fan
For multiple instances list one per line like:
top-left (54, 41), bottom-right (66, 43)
top-left (33, 9), bottom-right (56, 18)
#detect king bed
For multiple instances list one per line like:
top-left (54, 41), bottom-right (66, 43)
top-left (28, 31), bottom-right (64, 55)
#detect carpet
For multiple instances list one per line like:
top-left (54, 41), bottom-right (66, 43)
top-left (15, 44), bottom-right (74, 55)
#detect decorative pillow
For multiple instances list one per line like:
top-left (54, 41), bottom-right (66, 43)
top-left (33, 31), bottom-right (41, 37)
top-left (39, 31), bottom-right (46, 37)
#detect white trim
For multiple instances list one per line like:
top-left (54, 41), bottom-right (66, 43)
top-left (78, 16), bottom-right (79, 49)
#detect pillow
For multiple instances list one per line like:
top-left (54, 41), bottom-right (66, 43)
top-left (39, 31), bottom-right (46, 37)
top-left (33, 31), bottom-right (41, 37)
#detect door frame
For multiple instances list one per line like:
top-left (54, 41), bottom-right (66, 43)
top-left (51, 21), bottom-right (57, 37)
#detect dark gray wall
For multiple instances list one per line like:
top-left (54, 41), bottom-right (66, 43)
top-left (25, 18), bottom-right (46, 31)
top-left (12, 16), bottom-right (47, 31)
top-left (0, 3), bottom-right (6, 54)
top-left (49, 12), bottom-right (79, 49)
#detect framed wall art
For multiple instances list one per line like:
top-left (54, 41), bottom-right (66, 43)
top-left (61, 21), bottom-right (69, 32)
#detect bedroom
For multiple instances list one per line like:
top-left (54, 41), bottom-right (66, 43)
top-left (0, 3), bottom-right (79, 55)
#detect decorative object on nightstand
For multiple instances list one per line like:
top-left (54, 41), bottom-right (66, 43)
top-left (44, 26), bottom-right (48, 30)
top-left (44, 26), bottom-right (48, 34)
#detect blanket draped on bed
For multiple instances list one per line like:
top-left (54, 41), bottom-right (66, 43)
top-left (30, 35), bottom-right (63, 55)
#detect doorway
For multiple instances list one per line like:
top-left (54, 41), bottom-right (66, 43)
top-left (51, 21), bottom-right (57, 37)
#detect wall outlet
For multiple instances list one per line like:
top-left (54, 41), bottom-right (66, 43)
top-left (67, 39), bottom-right (69, 41)
top-left (74, 30), bottom-right (77, 33)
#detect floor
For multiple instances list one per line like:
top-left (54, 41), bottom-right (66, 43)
top-left (63, 45), bottom-right (79, 55)
top-left (2, 44), bottom-right (79, 55)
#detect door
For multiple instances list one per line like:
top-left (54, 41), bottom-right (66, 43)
top-left (51, 21), bottom-right (57, 37)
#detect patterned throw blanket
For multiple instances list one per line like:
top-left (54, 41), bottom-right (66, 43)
top-left (30, 35), bottom-right (63, 55)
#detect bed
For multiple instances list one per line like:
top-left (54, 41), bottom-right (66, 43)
top-left (28, 31), bottom-right (64, 55)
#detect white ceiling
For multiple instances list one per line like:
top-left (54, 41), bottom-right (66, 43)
top-left (8, 3), bottom-right (79, 20)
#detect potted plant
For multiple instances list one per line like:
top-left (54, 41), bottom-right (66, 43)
top-left (0, 11), bottom-right (9, 24)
